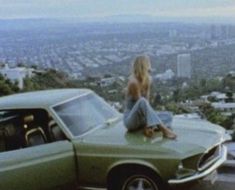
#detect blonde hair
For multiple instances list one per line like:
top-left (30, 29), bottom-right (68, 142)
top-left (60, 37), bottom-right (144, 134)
top-left (131, 55), bottom-right (151, 91)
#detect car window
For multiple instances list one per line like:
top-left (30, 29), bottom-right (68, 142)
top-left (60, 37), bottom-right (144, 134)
top-left (0, 109), bottom-right (67, 153)
top-left (53, 93), bottom-right (120, 136)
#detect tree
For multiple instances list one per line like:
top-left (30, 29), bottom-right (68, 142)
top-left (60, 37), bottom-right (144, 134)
top-left (17, 63), bottom-right (26, 67)
top-left (172, 88), bottom-right (181, 102)
top-left (0, 82), bottom-right (12, 96)
top-left (104, 74), bottom-right (112, 78)
top-left (226, 91), bottom-right (233, 102)
top-left (30, 65), bottom-right (38, 69)
top-left (0, 74), bottom-right (19, 96)
top-left (199, 103), bottom-right (227, 128)
top-left (223, 73), bottom-right (235, 91)
top-left (153, 92), bottom-right (162, 107)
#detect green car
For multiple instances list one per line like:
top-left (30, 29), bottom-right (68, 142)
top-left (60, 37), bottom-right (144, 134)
top-left (0, 89), bottom-right (227, 190)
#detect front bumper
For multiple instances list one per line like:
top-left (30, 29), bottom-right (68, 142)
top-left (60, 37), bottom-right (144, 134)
top-left (168, 145), bottom-right (227, 184)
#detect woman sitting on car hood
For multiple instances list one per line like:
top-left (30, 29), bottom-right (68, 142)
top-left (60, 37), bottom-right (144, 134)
top-left (123, 55), bottom-right (177, 139)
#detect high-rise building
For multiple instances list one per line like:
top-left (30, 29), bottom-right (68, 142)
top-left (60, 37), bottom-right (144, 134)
top-left (210, 25), bottom-right (217, 40)
top-left (177, 54), bottom-right (191, 78)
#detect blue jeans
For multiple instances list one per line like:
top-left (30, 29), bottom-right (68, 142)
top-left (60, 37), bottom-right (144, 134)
top-left (123, 97), bottom-right (173, 131)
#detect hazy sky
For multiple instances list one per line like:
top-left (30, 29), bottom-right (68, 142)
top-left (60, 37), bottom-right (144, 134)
top-left (0, 0), bottom-right (235, 19)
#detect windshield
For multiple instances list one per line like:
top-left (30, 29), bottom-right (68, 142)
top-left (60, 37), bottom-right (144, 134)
top-left (53, 93), bottom-right (120, 136)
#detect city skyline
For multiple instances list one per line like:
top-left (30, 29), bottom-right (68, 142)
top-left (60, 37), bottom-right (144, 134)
top-left (0, 0), bottom-right (235, 22)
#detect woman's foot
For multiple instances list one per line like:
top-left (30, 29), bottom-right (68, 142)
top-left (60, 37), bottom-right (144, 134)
top-left (159, 124), bottom-right (177, 139)
top-left (163, 130), bottom-right (177, 139)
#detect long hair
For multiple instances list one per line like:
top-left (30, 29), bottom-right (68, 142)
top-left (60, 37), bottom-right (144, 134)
top-left (131, 55), bottom-right (151, 92)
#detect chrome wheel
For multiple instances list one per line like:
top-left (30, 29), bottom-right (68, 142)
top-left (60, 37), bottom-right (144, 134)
top-left (123, 176), bottom-right (159, 190)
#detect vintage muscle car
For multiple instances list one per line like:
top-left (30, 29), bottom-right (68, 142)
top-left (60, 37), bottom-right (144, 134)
top-left (0, 89), bottom-right (227, 190)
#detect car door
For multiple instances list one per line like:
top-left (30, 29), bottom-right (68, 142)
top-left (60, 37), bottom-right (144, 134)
top-left (0, 140), bottom-right (77, 190)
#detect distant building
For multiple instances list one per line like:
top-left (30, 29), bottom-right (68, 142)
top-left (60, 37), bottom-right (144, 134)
top-left (228, 71), bottom-right (235, 77)
top-left (177, 54), bottom-right (191, 78)
top-left (155, 69), bottom-right (175, 81)
top-left (211, 102), bottom-right (235, 116)
top-left (182, 82), bottom-right (189, 89)
top-left (98, 77), bottom-right (116, 87)
top-left (109, 101), bottom-right (123, 112)
top-left (174, 113), bottom-right (202, 120)
top-left (69, 72), bottom-right (86, 81)
top-left (201, 91), bottom-right (235, 103)
top-left (0, 64), bottom-right (34, 89)
top-left (221, 25), bottom-right (230, 39)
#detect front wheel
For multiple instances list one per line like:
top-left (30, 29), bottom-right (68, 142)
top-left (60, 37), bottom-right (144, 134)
top-left (122, 175), bottom-right (159, 190)
top-left (108, 168), bottom-right (167, 190)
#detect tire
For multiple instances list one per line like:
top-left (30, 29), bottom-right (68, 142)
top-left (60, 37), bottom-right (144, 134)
top-left (108, 168), bottom-right (167, 190)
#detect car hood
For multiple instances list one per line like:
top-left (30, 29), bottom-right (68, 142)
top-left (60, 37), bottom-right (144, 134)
top-left (78, 116), bottom-right (226, 159)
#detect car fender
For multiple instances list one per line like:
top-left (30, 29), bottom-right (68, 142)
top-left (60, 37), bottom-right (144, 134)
top-left (107, 159), bottom-right (161, 178)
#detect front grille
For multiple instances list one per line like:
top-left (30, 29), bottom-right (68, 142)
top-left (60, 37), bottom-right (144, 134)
top-left (198, 145), bottom-right (221, 171)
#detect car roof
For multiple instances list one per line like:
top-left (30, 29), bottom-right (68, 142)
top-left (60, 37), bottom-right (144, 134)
top-left (0, 88), bottom-right (91, 110)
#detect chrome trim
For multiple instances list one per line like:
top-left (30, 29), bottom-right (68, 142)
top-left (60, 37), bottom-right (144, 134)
top-left (204, 141), bottom-right (223, 154)
top-left (168, 145), bottom-right (227, 184)
top-left (51, 91), bottom-right (91, 108)
top-left (197, 145), bottom-right (221, 171)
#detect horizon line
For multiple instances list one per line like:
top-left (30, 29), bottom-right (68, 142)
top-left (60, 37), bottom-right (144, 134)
top-left (0, 15), bottom-right (235, 24)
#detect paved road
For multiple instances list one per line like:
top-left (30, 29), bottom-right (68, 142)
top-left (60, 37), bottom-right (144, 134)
top-left (174, 181), bottom-right (235, 190)
top-left (172, 181), bottom-right (234, 190)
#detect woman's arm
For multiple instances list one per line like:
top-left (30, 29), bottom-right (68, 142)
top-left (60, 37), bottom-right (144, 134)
top-left (145, 85), bottom-right (150, 100)
top-left (141, 82), bottom-right (150, 101)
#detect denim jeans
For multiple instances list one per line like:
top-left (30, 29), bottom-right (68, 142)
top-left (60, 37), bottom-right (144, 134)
top-left (123, 97), bottom-right (173, 131)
